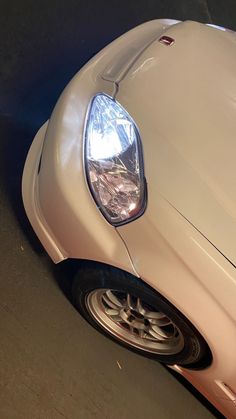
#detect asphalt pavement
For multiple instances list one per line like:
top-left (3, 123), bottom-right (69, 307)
top-left (1, 1), bottom-right (235, 418)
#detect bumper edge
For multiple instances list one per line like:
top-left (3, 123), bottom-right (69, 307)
top-left (22, 122), bottom-right (68, 263)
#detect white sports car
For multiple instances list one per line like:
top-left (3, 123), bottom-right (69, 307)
top-left (22, 19), bottom-right (236, 417)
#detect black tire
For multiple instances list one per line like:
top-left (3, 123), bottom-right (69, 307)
top-left (72, 261), bottom-right (212, 369)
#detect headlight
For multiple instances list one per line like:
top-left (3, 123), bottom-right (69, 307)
top-left (84, 93), bottom-right (146, 226)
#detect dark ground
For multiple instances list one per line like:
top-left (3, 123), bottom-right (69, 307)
top-left (0, 1), bottom-right (235, 418)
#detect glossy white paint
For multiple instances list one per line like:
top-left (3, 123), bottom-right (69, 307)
top-left (118, 193), bottom-right (236, 417)
top-left (22, 20), bottom-right (236, 417)
top-left (115, 20), bottom-right (236, 418)
top-left (116, 20), bottom-right (236, 267)
top-left (22, 122), bottom-right (67, 262)
top-left (22, 19), bottom-right (175, 268)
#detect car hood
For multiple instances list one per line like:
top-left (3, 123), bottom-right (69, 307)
top-left (116, 21), bottom-right (236, 266)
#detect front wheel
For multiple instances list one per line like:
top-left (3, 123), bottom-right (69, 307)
top-left (72, 262), bottom-right (212, 369)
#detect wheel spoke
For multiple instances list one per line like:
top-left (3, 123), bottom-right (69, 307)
top-left (148, 317), bottom-right (172, 327)
top-left (145, 310), bottom-right (167, 320)
top-left (104, 308), bottom-right (120, 316)
top-left (147, 327), bottom-right (168, 341)
top-left (150, 325), bottom-right (173, 339)
top-left (104, 308), bottom-right (123, 322)
top-left (86, 288), bottom-right (184, 355)
top-left (129, 326), bottom-right (135, 334)
top-left (107, 290), bottom-right (123, 307)
top-left (138, 329), bottom-right (145, 338)
top-left (136, 297), bottom-right (145, 315)
top-left (102, 290), bottom-right (122, 309)
top-left (126, 293), bottom-right (133, 309)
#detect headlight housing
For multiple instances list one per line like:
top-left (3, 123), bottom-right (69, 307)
top-left (84, 94), bottom-right (146, 226)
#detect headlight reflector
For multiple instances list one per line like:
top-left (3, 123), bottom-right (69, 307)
top-left (85, 94), bottom-right (146, 225)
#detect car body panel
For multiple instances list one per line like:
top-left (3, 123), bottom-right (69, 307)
top-left (114, 20), bottom-right (236, 417)
top-left (116, 20), bottom-right (236, 267)
top-left (22, 20), bottom-right (236, 417)
top-left (102, 19), bottom-right (179, 84)
top-left (22, 121), bottom-right (66, 262)
top-left (117, 193), bottom-right (236, 417)
top-left (22, 19), bottom-right (177, 269)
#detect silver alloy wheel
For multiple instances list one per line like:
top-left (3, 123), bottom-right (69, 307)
top-left (86, 289), bottom-right (185, 354)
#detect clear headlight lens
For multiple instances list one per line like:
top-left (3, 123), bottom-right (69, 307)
top-left (85, 94), bottom-right (146, 225)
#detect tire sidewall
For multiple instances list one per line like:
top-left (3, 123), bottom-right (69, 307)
top-left (72, 263), bottom-right (211, 368)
